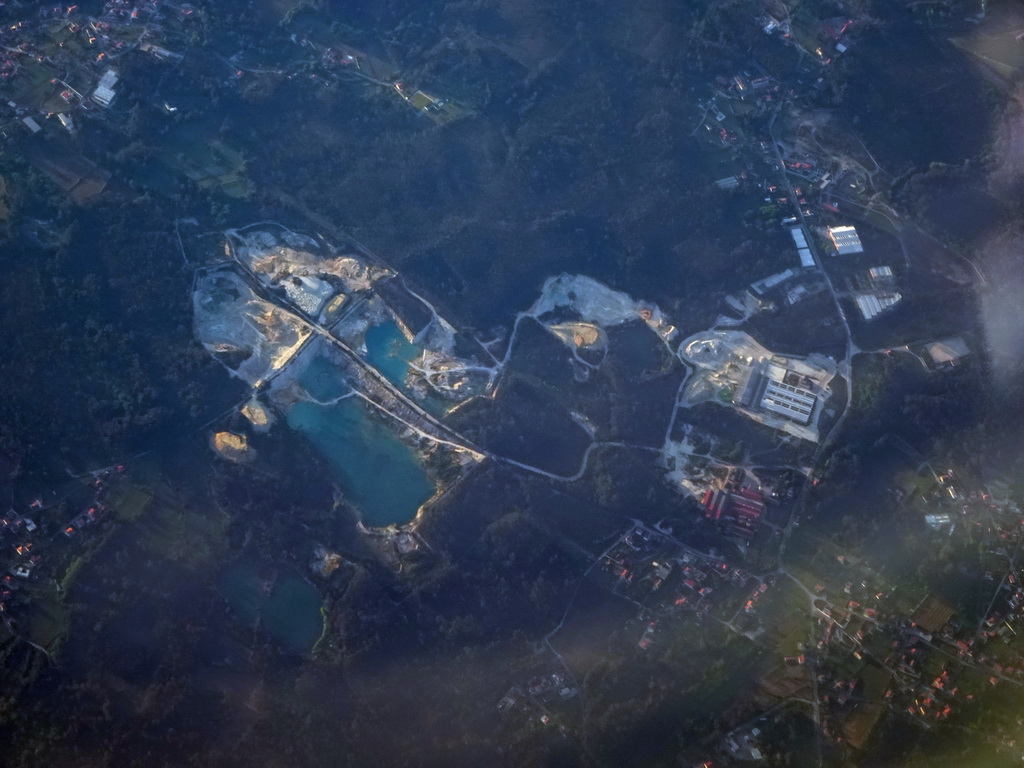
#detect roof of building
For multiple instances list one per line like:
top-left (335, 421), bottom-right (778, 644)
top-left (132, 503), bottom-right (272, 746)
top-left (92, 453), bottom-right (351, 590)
top-left (92, 86), bottom-right (115, 106)
top-left (912, 595), bottom-right (955, 633)
top-left (828, 225), bottom-right (864, 255)
top-left (750, 268), bottom-right (796, 295)
top-left (92, 69), bottom-right (119, 107)
top-left (760, 366), bottom-right (816, 424)
top-left (703, 487), bottom-right (764, 539)
top-left (25, 146), bottom-right (111, 203)
top-left (855, 292), bottom-right (901, 321)
top-left (924, 337), bottom-right (971, 365)
top-left (97, 69), bottom-right (118, 89)
top-left (787, 285), bottom-right (809, 305)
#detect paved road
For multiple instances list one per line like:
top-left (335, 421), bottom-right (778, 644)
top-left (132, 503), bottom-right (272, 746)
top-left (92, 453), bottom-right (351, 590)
top-left (768, 100), bottom-right (859, 767)
top-left (768, 101), bottom-right (856, 413)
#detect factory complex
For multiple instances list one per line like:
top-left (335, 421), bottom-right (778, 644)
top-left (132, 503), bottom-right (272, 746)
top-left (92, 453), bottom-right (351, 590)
top-left (679, 330), bottom-right (837, 442)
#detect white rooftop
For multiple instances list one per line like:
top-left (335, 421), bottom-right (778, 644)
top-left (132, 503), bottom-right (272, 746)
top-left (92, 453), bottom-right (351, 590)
top-left (855, 293), bottom-right (901, 320)
top-left (97, 69), bottom-right (119, 89)
top-left (828, 225), bottom-right (863, 255)
top-left (750, 268), bottom-right (795, 295)
top-left (92, 69), bottom-right (119, 107)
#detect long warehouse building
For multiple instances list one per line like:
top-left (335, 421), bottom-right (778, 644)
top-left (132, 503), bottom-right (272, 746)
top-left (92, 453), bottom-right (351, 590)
top-left (788, 226), bottom-right (815, 267)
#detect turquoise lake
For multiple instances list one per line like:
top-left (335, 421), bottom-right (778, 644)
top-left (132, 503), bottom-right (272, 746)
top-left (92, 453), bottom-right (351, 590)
top-left (287, 351), bottom-right (435, 526)
top-left (365, 320), bottom-right (454, 417)
top-left (219, 562), bottom-right (323, 655)
top-left (364, 321), bottom-right (420, 388)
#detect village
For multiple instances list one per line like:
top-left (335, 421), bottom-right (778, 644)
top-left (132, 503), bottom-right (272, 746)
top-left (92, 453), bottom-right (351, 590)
top-left (0, 463), bottom-right (127, 648)
top-left (489, 448), bottom-right (1024, 763)
top-left (0, 0), bottom-right (469, 205)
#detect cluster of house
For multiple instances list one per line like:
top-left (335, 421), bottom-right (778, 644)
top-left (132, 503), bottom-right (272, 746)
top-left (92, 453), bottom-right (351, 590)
top-left (762, 7), bottom-right (855, 63)
top-left (896, 586), bottom-right (1024, 716)
top-left (971, 515), bottom-right (1024, 654)
top-left (62, 502), bottom-right (106, 538)
top-left (741, 579), bottom-right (771, 616)
top-left (787, 547), bottom-right (1022, 746)
top-left (640, 559), bottom-right (768, 653)
top-left (638, 565), bottom-right (745, 651)
top-left (1, 466), bottom-right (122, 621)
top-left (495, 686), bottom-right (553, 729)
top-left (1, 507), bottom-right (41, 596)
top-left (525, 671), bottom-right (577, 703)
top-left (914, 464), bottom-right (1002, 536)
top-left (712, 70), bottom-right (780, 114)
top-left (600, 524), bottom-right (663, 586)
top-left (898, 658), bottom-right (957, 722)
top-left (1, 0), bottom-right (191, 141)
top-left (496, 668), bottom-right (577, 729)
top-left (883, 614), bottom-right (962, 725)
top-left (786, 589), bottom-right (888, 745)
top-left (599, 522), bottom-right (763, 618)
top-left (670, 561), bottom-right (717, 610)
top-left (102, 0), bottom-right (162, 23)
top-left (697, 72), bottom-right (779, 155)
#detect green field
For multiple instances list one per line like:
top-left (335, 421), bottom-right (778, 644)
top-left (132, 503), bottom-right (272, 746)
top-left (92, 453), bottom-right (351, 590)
top-left (156, 126), bottom-right (253, 198)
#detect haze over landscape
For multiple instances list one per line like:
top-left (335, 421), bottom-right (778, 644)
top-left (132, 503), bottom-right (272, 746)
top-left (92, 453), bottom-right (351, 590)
top-left (0, 0), bottom-right (1024, 766)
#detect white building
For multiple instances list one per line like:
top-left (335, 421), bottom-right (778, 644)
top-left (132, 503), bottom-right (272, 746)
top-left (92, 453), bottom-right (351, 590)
top-left (92, 69), bottom-right (119, 107)
top-left (750, 268), bottom-right (796, 296)
top-left (759, 364), bottom-right (816, 425)
top-left (827, 225), bottom-right (863, 255)
top-left (788, 227), bottom-right (816, 267)
top-left (854, 266), bottom-right (901, 320)
top-left (855, 293), bottom-right (901, 321)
